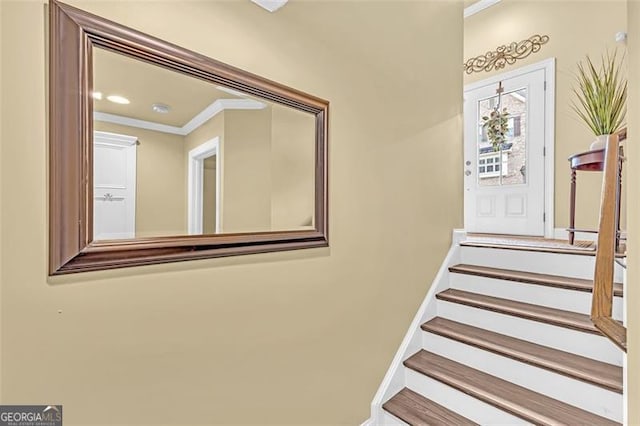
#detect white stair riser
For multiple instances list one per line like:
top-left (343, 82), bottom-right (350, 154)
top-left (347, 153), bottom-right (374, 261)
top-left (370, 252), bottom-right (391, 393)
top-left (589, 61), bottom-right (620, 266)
top-left (449, 274), bottom-right (624, 320)
top-left (404, 368), bottom-right (530, 425)
top-left (437, 301), bottom-right (623, 366)
top-left (380, 411), bottom-right (407, 425)
top-left (422, 332), bottom-right (622, 422)
top-left (460, 246), bottom-right (624, 282)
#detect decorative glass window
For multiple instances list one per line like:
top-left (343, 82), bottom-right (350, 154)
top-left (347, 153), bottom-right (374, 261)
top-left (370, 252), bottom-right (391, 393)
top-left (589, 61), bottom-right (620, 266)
top-left (478, 152), bottom-right (508, 178)
top-left (507, 116), bottom-right (522, 138)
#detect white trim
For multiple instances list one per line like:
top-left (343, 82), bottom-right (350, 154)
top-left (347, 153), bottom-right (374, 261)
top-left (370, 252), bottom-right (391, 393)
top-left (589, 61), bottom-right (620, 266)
top-left (369, 230), bottom-right (464, 425)
top-left (94, 112), bottom-right (185, 135)
top-left (464, 58), bottom-right (555, 92)
top-left (623, 259), bottom-right (628, 424)
top-left (181, 99), bottom-right (266, 135)
top-left (543, 60), bottom-right (556, 240)
top-left (95, 99), bottom-right (266, 136)
top-left (93, 130), bottom-right (138, 146)
top-left (464, 0), bottom-right (501, 18)
top-left (187, 138), bottom-right (220, 235)
top-left (250, 0), bottom-right (288, 12)
top-left (464, 57), bottom-right (556, 239)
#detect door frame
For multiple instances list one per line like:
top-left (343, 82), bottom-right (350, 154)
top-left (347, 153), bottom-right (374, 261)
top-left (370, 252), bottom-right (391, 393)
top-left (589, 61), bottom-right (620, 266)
top-left (464, 57), bottom-right (556, 238)
top-left (187, 137), bottom-right (221, 235)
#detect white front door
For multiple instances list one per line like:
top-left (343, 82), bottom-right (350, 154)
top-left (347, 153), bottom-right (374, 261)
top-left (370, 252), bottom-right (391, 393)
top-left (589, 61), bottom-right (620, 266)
top-left (93, 131), bottom-right (138, 240)
top-left (464, 64), bottom-right (550, 236)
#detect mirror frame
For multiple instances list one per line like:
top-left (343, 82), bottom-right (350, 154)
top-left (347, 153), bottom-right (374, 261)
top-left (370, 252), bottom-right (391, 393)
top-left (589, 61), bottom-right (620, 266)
top-left (49, 0), bottom-right (329, 275)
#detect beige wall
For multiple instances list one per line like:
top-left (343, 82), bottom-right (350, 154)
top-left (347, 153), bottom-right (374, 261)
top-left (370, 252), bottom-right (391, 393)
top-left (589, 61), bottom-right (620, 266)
top-left (464, 0), bottom-right (626, 230)
top-left (203, 158), bottom-right (217, 235)
top-left (626, 0), bottom-right (638, 423)
top-left (0, 1), bottom-right (463, 425)
top-left (271, 105), bottom-right (316, 230)
top-left (222, 108), bottom-right (273, 233)
top-left (94, 122), bottom-right (187, 237)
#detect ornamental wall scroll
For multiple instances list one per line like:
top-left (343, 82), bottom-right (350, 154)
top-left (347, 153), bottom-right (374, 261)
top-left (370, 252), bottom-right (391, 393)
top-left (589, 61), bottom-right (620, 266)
top-left (464, 34), bottom-right (550, 74)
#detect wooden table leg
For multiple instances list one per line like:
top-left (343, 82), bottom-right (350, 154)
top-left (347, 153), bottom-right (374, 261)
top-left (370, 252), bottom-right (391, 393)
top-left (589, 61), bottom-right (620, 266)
top-left (569, 168), bottom-right (577, 245)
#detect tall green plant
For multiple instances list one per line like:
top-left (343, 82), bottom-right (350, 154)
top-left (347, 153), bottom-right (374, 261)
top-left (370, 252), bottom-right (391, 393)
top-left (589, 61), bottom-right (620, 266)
top-left (572, 51), bottom-right (627, 136)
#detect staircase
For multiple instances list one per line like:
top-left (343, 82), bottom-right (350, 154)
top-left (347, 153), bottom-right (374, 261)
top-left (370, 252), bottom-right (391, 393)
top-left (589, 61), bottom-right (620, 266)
top-left (366, 233), bottom-right (626, 425)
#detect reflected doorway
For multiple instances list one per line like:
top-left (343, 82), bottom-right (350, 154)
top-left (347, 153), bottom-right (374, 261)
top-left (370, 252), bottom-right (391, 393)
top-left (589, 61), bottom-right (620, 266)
top-left (188, 137), bottom-right (221, 234)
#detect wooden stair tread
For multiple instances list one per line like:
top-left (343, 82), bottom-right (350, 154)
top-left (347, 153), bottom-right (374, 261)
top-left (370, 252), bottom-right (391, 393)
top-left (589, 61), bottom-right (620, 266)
top-left (436, 288), bottom-right (606, 334)
top-left (449, 264), bottom-right (624, 297)
top-left (404, 350), bottom-right (619, 426)
top-left (383, 388), bottom-right (478, 425)
top-left (422, 317), bottom-right (622, 393)
top-left (460, 240), bottom-right (626, 257)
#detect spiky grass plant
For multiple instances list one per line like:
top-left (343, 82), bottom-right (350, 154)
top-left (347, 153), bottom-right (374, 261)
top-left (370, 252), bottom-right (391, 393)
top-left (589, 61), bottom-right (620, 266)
top-left (572, 51), bottom-right (627, 136)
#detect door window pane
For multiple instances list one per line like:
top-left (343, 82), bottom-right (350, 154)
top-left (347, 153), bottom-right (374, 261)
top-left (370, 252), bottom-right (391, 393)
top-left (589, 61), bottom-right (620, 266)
top-left (477, 96), bottom-right (500, 187)
top-left (477, 88), bottom-right (527, 186)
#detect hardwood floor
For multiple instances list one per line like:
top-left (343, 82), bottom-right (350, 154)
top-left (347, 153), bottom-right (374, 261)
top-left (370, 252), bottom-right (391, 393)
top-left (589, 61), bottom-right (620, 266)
top-left (449, 264), bottom-right (624, 297)
top-left (460, 238), bottom-right (626, 257)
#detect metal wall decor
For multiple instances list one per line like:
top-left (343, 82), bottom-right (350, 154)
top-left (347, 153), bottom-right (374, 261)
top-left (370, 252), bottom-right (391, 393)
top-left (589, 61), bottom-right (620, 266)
top-left (464, 34), bottom-right (550, 74)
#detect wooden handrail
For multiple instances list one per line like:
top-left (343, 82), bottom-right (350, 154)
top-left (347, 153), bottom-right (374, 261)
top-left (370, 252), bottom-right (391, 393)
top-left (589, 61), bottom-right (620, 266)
top-left (591, 130), bottom-right (627, 352)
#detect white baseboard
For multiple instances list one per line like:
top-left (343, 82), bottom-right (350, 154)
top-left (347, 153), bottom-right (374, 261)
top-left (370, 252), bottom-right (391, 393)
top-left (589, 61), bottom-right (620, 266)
top-left (368, 231), bottom-right (461, 424)
top-left (452, 228), bottom-right (467, 245)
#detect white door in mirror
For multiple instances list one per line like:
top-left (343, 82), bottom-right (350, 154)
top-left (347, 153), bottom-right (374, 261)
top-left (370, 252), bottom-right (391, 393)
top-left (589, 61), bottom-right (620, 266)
top-left (93, 131), bottom-right (138, 240)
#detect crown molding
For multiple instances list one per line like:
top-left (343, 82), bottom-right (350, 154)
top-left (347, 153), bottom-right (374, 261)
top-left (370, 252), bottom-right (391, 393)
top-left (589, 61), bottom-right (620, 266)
top-left (464, 0), bottom-right (501, 18)
top-left (94, 98), bottom-right (266, 136)
top-left (181, 98), bottom-right (266, 135)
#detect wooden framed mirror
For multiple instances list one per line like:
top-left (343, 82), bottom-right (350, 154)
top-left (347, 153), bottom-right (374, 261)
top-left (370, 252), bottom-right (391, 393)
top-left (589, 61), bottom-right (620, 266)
top-left (49, 0), bottom-right (329, 275)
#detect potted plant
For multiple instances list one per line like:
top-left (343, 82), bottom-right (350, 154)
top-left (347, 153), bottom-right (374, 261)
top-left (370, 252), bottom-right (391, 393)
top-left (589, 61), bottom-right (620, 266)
top-left (572, 51), bottom-right (627, 150)
top-left (482, 107), bottom-right (510, 151)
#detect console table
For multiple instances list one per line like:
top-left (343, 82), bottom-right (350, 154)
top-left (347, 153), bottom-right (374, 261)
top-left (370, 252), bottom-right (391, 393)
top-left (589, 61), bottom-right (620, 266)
top-left (567, 145), bottom-right (624, 250)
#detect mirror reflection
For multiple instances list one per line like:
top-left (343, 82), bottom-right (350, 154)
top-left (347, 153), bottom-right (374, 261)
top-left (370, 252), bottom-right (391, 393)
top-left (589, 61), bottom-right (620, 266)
top-left (92, 47), bottom-right (316, 240)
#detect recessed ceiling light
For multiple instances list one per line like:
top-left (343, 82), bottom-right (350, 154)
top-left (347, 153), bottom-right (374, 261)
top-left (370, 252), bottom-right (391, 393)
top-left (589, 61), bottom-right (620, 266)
top-left (152, 103), bottom-right (171, 114)
top-left (107, 95), bottom-right (130, 105)
top-left (92, 91), bottom-right (103, 100)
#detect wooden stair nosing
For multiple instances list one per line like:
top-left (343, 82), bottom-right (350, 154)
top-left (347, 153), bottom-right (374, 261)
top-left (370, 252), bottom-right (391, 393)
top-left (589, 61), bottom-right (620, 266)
top-left (383, 387), bottom-right (478, 426)
top-left (421, 317), bottom-right (623, 393)
top-left (436, 288), bottom-right (605, 335)
top-left (404, 350), bottom-right (620, 426)
top-left (448, 263), bottom-right (624, 297)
